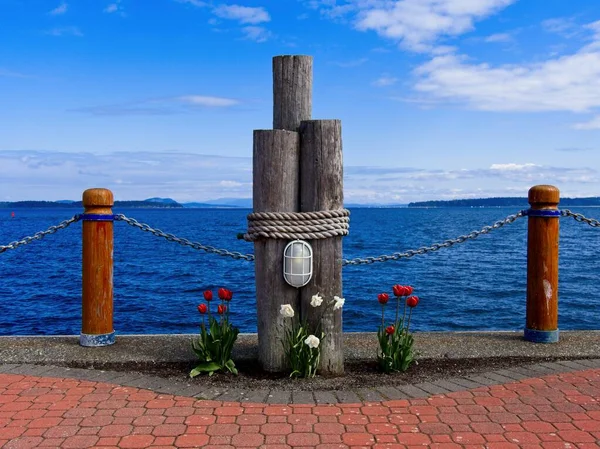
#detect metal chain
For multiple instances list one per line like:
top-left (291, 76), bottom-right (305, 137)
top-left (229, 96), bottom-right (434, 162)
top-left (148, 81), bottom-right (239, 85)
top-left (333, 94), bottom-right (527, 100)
top-left (342, 210), bottom-right (525, 266)
top-left (561, 209), bottom-right (600, 227)
top-left (0, 215), bottom-right (82, 254)
top-left (114, 214), bottom-right (255, 261)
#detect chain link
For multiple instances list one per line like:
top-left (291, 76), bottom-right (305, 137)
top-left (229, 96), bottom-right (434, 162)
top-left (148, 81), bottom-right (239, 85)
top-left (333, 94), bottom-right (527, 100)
top-left (115, 214), bottom-right (255, 261)
top-left (0, 215), bottom-right (82, 254)
top-left (341, 210), bottom-right (525, 266)
top-left (561, 209), bottom-right (600, 227)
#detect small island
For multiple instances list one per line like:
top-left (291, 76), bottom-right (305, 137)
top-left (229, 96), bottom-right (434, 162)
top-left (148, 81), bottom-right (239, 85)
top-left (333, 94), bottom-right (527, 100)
top-left (408, 197), bottom-right (600, 208)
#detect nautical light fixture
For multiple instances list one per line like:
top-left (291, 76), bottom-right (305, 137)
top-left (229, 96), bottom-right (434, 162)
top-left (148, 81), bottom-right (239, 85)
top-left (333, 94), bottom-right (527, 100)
top-left (283, 240), bottom-right (313, 288)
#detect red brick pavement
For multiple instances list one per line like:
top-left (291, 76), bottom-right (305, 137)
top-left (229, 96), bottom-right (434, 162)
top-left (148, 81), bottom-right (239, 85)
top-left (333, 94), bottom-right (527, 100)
top-left (1, 369), bottom-right (600, 448)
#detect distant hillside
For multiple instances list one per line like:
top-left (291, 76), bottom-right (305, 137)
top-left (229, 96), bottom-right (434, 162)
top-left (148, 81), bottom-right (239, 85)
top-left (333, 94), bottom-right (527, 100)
top-left (408, 197), bottom-right (600, 208)
top-left (0, 199), bottom-right (184, 209)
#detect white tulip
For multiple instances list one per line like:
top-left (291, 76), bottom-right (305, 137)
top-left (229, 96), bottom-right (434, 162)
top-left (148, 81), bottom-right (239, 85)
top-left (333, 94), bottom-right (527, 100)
top-left (280, 304), bottom-right (295, 318)
top-left (304, 335), bottom-right (320, 349)
top-left (333, 295), bottom-right (345, 310)
top-left (310, 293), bottom-right (323, 308)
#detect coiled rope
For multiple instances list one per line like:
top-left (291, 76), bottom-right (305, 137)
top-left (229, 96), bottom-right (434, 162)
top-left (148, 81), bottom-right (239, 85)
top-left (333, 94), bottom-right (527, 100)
top-left (243, 209), bottom-right (351, 241)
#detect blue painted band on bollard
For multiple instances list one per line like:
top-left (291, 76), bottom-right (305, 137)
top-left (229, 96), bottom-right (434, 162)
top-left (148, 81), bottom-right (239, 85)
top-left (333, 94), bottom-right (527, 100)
top-left (80, 332), bottom-right (115, 347)
top-left (524, 328), bottom-right (559, 343)
top-left (524, 209), bottom-right (561, 218)
top-left (80, 214), bottom-right (115, 221)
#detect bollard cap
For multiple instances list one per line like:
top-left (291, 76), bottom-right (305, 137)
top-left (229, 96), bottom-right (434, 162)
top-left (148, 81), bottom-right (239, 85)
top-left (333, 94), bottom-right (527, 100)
top-left (83, 188), bottom-right (114, 207)
top-left (528, 185), bottom-right (559, 209)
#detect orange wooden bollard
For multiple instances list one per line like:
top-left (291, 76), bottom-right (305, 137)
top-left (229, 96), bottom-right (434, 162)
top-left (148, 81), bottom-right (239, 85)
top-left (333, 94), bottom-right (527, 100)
top-left (81, 188), bottom-right (115, 347)
top-left (525, 185), bottom-right (560, 343)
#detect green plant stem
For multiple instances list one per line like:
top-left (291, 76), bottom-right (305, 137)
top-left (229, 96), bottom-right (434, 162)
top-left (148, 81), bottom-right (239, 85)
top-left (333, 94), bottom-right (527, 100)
top-left (395, 296), bottom-right (400, 326)
top-left (381, 305), bottom-right (385, 330)
top-left (401, 299), bottom-right (408, 329)
top-left (406, 308), bottom-right (413, 332)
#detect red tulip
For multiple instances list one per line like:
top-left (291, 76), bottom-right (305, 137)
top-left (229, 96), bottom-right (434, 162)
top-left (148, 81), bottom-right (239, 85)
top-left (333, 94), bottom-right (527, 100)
top-left (218, 288), bottom-right (228, 300)
top-left (378, 293), bottom-right (389, 305)
top-left (385, 325), bottom-right (395, 335)
top-left (225, 289), bottom-right (233, 301)
top-left (405, 286), bottom-right (414, 296)
top-left (392, 285), bottom-right (405, 297)
top-left (197, 304), bottom-right (207, 314)
top-left (218, 304), bottom-right (227, 314)
top-left (203, 290), bottom-right (213, 301)
top-left (406, 296), bottom-right (419, 308)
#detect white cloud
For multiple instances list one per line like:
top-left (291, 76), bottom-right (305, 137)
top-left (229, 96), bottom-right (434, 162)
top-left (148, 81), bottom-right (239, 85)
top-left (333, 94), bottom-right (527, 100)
top-left (1, 150), bottom-right (598, 203)
top-left (413, 25), bottom-right (600, 118)
top-left (176, 0), bottom-right (208, 6)
top-left (241, 26), bottom-right (271, 42)
top-left (45, 27), bottom-right (83, 37)
top-left (573, 115), bottom-right (600, 130)
top-left (304, 0), bottom-right (517, 53)
top-left (49, 2), bottom-right (67, 15)
top-left (213, 5), bottom-right (270, 24)
top-left (74, 95), bottom-right (240, 115)
top-left (490, 163), bottom-right (537, 171)
top-left (104, 4), bottom-right (118, 13)
top-left (178, 95), bottom-right (240, 107)
top-left (372, 74), bottom-right (398, 87)
top-left (484, 32), bottom-right (512, 43)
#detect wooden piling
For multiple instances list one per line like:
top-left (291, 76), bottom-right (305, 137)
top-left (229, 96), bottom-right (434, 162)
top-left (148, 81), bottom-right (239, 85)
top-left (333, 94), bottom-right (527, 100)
top-left (253, 130), bottom-right (301, 371)
top-left (81, 188), bottom-right (115, 347)
top-left (273, 55), bottom-right (312, 131)
top-left (300, 119), bottom-right (344, 375)
top-left (252, 56), bottom-right (313, 372)
top-left (525, 185), bottom-right (560, 343)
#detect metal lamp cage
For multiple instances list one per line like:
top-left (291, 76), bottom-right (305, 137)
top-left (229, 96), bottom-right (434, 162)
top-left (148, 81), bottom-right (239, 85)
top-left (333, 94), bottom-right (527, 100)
top-left (283, 240), bottom-right (313, 288)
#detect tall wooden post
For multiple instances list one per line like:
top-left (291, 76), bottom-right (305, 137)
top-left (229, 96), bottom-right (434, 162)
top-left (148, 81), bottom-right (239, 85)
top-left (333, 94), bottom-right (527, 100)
top-left (300, 120), bottom-right (344, 375)
top-left (525, 185), bottom-right (560, 343)
top-left (81, 188), bottom-right (115, 347)
top-left (254, 55), bottom-right (312, 372)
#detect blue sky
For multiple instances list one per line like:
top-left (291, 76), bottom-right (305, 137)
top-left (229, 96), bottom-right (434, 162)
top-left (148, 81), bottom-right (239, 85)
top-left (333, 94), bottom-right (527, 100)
top-left (1, 0), bottom-right (600, 204)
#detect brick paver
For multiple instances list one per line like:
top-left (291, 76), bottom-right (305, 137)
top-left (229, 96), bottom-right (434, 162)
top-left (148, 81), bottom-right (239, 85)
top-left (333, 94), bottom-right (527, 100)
top-left (1, 366), bottom-right (600, 447)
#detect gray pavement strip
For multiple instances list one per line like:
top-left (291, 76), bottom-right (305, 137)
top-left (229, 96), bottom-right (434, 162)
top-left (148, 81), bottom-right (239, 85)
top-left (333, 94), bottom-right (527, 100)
top-left (195, 387), bottom-right (226, 401)
top-left (291, 390), bottom-right (316, 405)
top-left (240, 389), bottom-right (270, 403)
top-left (536, 362), bottom-right (576, 373)
top-left (572, 359), bottom-right (600, 368)
top-left (356, 388), bottom-right (385, 402)
top-left (413, 381), bottom-right (452, 395)
top-left (266, 390), bottom-right (292, 404)
top-left (480, 372), bottom-right (518, 384)
top-left (376, 386), bottom-right (410, 400)
top-left (396, 384), bottom-right (430, 399)
top-left (493, 369), bottom-right (529, 380)
top-left (445, 377), bottom-right (485, 389)
top-left (334, 390), bottom-right (362, 404)
top-left (215, 389), bottom-right (248, 402)
top-left (429, 379), bottom-right (468, 393)
top-left (314, 391), bottom-right (338, 404)
top-left (556, 360), bottom-right (595, 371)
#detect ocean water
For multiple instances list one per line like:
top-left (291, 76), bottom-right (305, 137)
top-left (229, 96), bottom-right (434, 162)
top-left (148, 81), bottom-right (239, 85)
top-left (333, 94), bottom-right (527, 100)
top-left (1, 207), bottom-right (599, 335)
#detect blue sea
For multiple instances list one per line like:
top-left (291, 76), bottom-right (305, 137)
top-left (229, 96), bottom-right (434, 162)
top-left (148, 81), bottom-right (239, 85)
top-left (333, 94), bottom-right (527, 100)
top-left (1, 207), bottom-right (599, 336)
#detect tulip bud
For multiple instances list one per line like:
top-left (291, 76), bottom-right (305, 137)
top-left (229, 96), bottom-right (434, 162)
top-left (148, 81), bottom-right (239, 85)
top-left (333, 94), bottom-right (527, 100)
top-left (218, 288), bottom-right (228, 300)
top-left (406, 296), bottom-right (419, 308)
top-left (203, 290), bottom-right (213, 301)
top-left (217, 304), bottom-right (227, 314)
top-left (405, 286), bottom-right (414, 296)
top-left (197, 304), bottom-right (207, 314)
top-left (392, 285), bottom-right (404, 297)
top-left (378, 293), bottom-right (389, 305)
top-left (385, 325), bottom-right (395, 335)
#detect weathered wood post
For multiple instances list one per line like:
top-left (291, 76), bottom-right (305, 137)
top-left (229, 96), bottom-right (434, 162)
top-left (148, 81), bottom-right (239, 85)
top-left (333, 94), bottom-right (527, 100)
top-left (254, 55), bottom-right (312, 371)
top-left (300, 120), bottom-right (344, 375)
top-left (81, 188), bottom-right (115, 347)
top-left (525, 185), bottom-right (560, 343)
